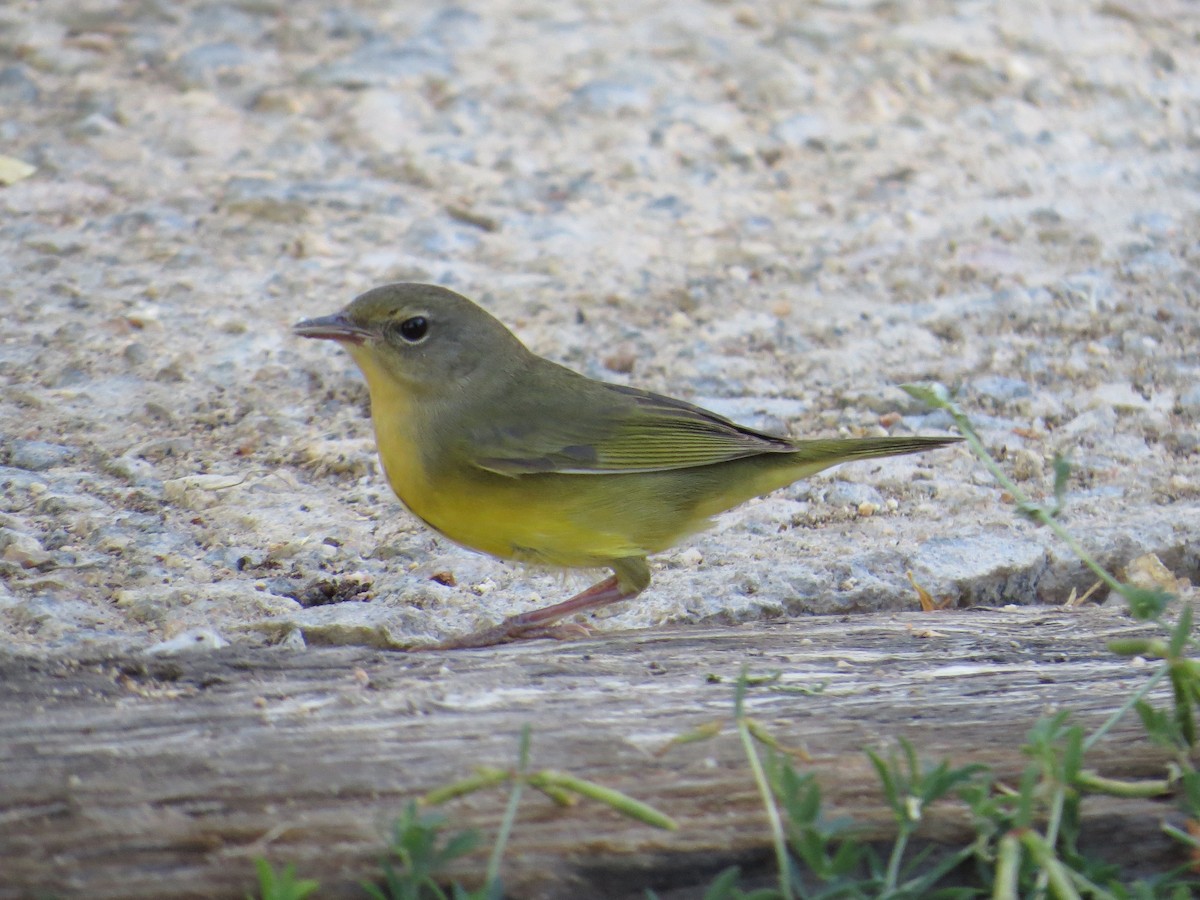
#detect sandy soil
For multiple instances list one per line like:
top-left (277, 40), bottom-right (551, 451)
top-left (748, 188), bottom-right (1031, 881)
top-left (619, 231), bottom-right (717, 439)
top-left (1, 0), bottom-right (1198, 654)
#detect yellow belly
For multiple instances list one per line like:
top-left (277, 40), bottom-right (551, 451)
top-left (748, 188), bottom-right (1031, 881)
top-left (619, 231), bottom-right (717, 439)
top-left (358, 366), bottom-right (645, 568)
top-left (378, 430), bottom-right (649, 568)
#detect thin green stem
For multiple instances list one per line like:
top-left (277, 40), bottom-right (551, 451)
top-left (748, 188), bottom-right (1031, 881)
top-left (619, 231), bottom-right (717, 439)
top-left (1083, 665), bottom-right (1170, 751)
top-left (1019, 830), bottom-right (1081, 900)
top-left (1062, 861), bottom-right (1123, 900)
top-left (1163, 821), bottom-right (1200, 849)
top-left (485, 776), bottom-right (524, 889)
top-left (484, 727), bottom-right (533, 889)
top-left (1073, 770), bottom-right (1171, 798)
top-left (738, 718), bottom-right (794, 900)
top-left (884, 827), bottom-right (910, 892)
top-left (993, 833), bottom-right (1021, 900)
top-left (1042, 784), bottom-right (1066, 855)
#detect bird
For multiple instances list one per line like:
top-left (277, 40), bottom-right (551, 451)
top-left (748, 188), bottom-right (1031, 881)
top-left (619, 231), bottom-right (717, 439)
top-left (295, 283), bottom-right (959, 648)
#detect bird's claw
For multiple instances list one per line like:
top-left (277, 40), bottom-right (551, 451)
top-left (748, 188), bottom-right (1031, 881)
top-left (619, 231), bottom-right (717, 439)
top-left (416, 616), bottom-right (592, 651)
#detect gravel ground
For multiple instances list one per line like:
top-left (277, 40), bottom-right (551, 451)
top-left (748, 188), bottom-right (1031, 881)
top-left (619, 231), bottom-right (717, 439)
top-left (1, 0), bottom-right (1198, 654)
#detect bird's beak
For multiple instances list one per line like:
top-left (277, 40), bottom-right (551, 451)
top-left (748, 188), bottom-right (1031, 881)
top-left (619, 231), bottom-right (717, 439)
top-left (293, 312), bottom-right (374, 345)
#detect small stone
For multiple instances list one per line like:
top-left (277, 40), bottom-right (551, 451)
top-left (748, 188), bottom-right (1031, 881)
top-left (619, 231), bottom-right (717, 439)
top-left (306, 39), bottom-right (454, 88)
top-left (71, 112), bottom-right (120, 137)
top-left (277, 629), bottom-right (307, 651)
top-left (8, 440), bottom-right (75, 471)
top-left (1010, 448), bottom-right (1044, 481)
top-left (144, 628), bottom-right (230, 656)
top-left (771, 113), bottom-right (830, 147)
top-left (1125, 553), bottom-right (1190, 594)
top-left (173, 42), bottom-right (251, 88)
top-left (970, 376), bottom-right (1032, 403)
top-left (0, 529), bottom-right (52, 568)
top-left (407, 219), bottom-right (480, 256)
top-left (1123, 249), bottom-right (1181, 278)
top-left (571, 76), bottom-right (655, 114)
top-left (603, 344), bottom-right (637, 374)
top-left (0, 155), bottom-right (36, 185)
top-left (1088, 383), bottom-right (1152, 412)
top-left (1177, 384), bottom-right (1200, 415)
top-left (821, 482), bottom-right (884, 509)
top-left (123, 343), bottom-right (151, 366)
top-left (0, 65), bottom-right (40, 104)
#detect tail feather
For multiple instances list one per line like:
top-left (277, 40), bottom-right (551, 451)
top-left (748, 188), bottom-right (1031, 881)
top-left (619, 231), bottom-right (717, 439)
top-left (690, 434), bottom-right (960, 523)
top-left (787, 435), bottom-right (962, 466)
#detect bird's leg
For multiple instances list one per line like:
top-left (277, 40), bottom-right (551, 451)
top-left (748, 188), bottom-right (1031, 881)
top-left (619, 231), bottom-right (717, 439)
top-left (423, 559), bottom-right (649, 650)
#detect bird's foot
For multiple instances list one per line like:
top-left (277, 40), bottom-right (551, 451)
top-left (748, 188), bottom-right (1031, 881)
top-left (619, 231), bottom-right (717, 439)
top-left (415, 574), bottom-right (633, 650)
top-left (419, 618), bottom-right (592, 651)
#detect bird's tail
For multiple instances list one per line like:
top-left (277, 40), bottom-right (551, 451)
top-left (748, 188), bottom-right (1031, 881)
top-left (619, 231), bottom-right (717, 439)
top-left (689, 434), bottom-right (961, 522)
top-left (787, 435), bottom-right (962, 465)
top-left (773, 434), bottom-right (962, 485)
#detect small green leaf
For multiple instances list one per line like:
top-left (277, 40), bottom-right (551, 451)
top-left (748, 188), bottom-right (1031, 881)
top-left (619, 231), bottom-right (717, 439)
top-left (900, 382), bottom-right (953, 409)
top-left (1169, 602), bottom-right (1194, 657)
top-left (422, 767), bottom-right (510, 806)
top-left (1170, 666), bottom-right (1198, 747)
top-left (1051, 454), bottom-right (1072, 514)
top-left (701, 866), bottom-right (743, 900)
top-left (1120, 584), bottom-right (1172, 620)
top-left (1107, 638), bottom-right (1157, 657)
top-left (251, 858), bottom-right (320, 900)
top-left (658, 719), bottom-right (725, 754)
top-left (531, 771), bottom-right (678, 830)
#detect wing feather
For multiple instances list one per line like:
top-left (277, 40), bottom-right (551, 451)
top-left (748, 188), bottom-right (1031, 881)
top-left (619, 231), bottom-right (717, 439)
top-left (467, 380), bottom-right (795, 476)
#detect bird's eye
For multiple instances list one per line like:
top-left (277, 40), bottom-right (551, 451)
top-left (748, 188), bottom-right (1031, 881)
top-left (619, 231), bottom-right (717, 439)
top-left (396, 316), bottom-right (429, 343)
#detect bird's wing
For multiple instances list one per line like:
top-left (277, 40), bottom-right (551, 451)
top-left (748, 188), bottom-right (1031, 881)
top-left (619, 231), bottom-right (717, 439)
top-left (465, 378), bottom-right (795, 476)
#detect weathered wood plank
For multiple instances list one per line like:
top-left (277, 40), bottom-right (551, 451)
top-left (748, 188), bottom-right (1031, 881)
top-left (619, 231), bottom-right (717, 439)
top-left (0, 608), bottom-right (1187, 898)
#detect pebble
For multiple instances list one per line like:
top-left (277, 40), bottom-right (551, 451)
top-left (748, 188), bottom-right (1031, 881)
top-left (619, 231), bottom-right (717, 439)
top-left (0, 528), bottom-right (52, 568)
top-left (1178, 385), bottom-right (1200, 416)
top-left (307, 38), bottom-right (454, 88)
top-left (173, 42), bottom-right (253, 88)
top-left (0, 64), bottom-right (40, 104)
top-left (184, 5), bottom-right (270, 42)
top-left (771, 113), bottom-right (830, 147)
top-left (820, 482), bottom-right (884, 509)
top-left (970, 375), bottom-right (1032, 404)
top-left (1123, 248), bottom-right (1180, 278)
top-left (407, 219), bottom-right (482, 257)
top-left (1086, 383), bottom-right (1153, 413)
top-left (571, 75), bottom-right (656, 114)
top-left (144, 628), bottom-right (230, 656)
top-left (422, 7), bottom-right (489, 46)
top-left (1131, 210), bottom-right (1174, 238)
top-left (1009, 448), bottom-right (1044, 482)
top-left (8, 440), bottom-right (76, 471)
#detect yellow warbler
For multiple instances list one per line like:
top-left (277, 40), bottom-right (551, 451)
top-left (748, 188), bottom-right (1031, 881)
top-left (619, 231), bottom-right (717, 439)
top-left (296, 283), bottom-right (958, 648)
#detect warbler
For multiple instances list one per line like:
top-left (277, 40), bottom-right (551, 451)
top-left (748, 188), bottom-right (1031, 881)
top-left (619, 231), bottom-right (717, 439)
top-left (295, 283), bottom-right (958, 648)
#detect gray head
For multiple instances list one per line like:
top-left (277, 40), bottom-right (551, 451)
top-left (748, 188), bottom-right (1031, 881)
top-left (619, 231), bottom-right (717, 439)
top-left (294, 283), bottom-right (531, 394)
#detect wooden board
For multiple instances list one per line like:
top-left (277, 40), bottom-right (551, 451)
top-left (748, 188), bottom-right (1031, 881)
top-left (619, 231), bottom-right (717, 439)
top-left (0, 607), bottom-right (1188, 898)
